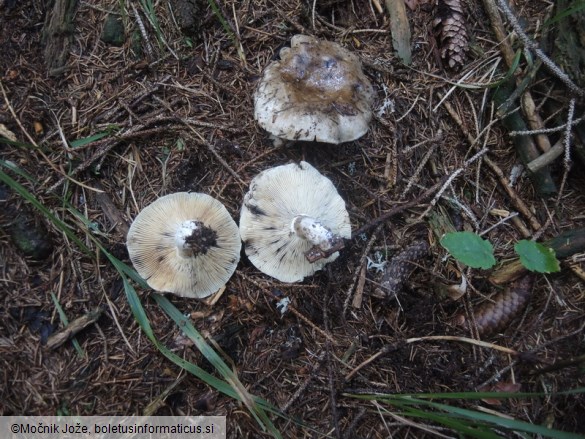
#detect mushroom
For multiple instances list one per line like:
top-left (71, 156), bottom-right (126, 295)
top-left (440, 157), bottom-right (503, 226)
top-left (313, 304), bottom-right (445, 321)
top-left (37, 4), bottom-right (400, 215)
top-left (126, 192), bottom-right (241, 298)
top-left (254, 34), bottom-right (375, 146)
top-left (239, 161), bottom-right (351, 282)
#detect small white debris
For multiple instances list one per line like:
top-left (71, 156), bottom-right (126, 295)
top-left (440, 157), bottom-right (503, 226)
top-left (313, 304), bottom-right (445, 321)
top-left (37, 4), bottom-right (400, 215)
top-left (509, 165), bottom-right (524, 187)
top-left (348, 162), bottom-right (356, 175)
top-left (276, 297), bottom-right (291, 316)
top-left (376, 84), bottom-right (395, 118)
top-left (367, 251), bottom-right (387, 273)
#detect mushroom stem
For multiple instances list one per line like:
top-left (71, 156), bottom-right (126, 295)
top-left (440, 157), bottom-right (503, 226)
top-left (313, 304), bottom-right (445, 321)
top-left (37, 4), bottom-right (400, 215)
top-left (175, 220), bottom-right (218, 258)
top-left (292, 215), bottom-right (345, 262)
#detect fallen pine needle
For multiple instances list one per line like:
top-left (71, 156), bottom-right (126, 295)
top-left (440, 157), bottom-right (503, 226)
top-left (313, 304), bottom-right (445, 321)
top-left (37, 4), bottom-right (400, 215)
top-left (406, 335), bottom-right (518, 355)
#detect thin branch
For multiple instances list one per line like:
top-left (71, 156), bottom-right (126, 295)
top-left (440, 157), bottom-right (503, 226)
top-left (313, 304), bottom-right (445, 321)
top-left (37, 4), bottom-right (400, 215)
top-left (495, 0), bottom-right (585, 97)
top-left (509, 114), bottom-right (585, 136)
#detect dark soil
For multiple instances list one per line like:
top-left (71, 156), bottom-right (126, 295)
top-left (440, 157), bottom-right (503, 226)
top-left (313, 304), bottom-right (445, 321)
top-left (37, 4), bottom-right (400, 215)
top-left (1, 0), bottom-right (584, 437)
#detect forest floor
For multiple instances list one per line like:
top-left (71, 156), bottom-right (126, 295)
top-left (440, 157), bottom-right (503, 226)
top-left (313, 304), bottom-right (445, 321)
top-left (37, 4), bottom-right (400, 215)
top-left (1, 0), bottom-right (584, 437)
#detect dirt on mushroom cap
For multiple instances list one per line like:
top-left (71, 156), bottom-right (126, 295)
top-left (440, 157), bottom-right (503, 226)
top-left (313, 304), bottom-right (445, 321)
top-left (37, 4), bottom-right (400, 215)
top-left (254, 34), bottom-right (375, 144)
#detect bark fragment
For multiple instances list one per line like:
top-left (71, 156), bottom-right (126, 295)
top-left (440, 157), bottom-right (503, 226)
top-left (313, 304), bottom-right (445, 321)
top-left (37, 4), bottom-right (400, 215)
top-left (42, 0), bottom-right (78, 76)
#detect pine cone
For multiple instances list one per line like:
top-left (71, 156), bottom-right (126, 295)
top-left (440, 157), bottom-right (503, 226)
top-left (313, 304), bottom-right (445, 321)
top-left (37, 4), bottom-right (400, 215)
top-left (457, 275), bottom-right (535, 335)
top-left (433, 0), bottom-right (469, 70)
top-left (376, 240), bottom-right (429, 297)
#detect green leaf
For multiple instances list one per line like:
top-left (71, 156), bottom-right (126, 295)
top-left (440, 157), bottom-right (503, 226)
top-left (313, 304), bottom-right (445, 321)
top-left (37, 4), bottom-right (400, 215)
top-left (514, 240), bottom-right (561, 273)
top-left (440, 231), bottom-right (496, 269)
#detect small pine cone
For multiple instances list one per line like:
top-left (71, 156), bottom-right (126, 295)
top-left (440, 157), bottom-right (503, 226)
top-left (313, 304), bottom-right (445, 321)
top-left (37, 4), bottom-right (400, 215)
top-left (433, 0), bottom-right (469, 70)
top-left (376, 240), bottom-right (429, 297)
top-left (457, 275), bottom-right (535, 335)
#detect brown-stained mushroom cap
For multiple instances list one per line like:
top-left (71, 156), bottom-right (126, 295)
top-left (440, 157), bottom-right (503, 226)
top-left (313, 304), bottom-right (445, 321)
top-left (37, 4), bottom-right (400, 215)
top-left (126, 192), bottom-right (241, 298)
top-left (254, 34), bottom-right (375, 145)
top-left (239, 161), bottom-right (351, 282)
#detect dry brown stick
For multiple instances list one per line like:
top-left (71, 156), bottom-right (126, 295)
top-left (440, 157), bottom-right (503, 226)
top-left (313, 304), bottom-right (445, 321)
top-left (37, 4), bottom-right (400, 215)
top-left (440, 98), bottom-right (542, 232)
top-left (344, 343), bottom-right (400, 381)
top-left (490, 226), bottom-right (585, 284)
top-left (532, 353), bottom-right (585, 376)
top-left (401, 142), bottom-right (438, 198)
top-left (484, 157), bottom-right (541, 232)
top-left (527, 139), bottom-right (564, 173)
top-left (42, 0), bottom-right (78, 76)
top-left (149, 98), bottom-right (243, 133)
top-left (494, 0), bottom-right (585, 98)
top-left (406, 336), bottom-right (518, 355)
top-left (345, 333), bottom-right (522, 381)
top-left (493, 83), bottom-right (557, 196)
top-left (509, 115), bottom-right (585, 137)
top-left (287, 304), bottom-right (336, 344)
top-left (46, 307), bottom-right (103, 350)
top-left (76, 116), bottom-right (239, 153)
top-left (522, 92), bottom-right (551, 153)
top-left (481, 0), bottom-right (516, 65)
top-left (93, 81), bottom-right (167, 124)
top-left (343, 224), bottom-right (383, 316)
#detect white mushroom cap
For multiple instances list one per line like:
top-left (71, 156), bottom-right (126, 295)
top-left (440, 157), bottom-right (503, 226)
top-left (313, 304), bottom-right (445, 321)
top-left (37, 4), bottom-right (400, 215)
top-left (254, 34), bottom-right (375, 144)
top-left (126, 192), bottom-right (241, 298)
top-left (240, 161), bottom-right (351, 282)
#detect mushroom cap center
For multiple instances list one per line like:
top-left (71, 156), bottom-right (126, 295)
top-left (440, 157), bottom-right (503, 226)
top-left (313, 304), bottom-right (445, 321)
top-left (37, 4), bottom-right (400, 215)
top-left (175, 220), bottom-right (218, 258)
top-left (278, 43), bottom-right (367, 113)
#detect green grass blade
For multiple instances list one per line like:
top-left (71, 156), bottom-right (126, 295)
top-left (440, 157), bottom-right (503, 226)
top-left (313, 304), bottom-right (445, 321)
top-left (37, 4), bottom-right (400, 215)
top-left (207, 0), bottom-right (245, 62)
top-left (0, 169), bottom-right (91, 255)
top-left (545, 0), bottom-right (585, 26)
top-left (0, 159), bottom-right (38, 182)
top-left (347, 388), bottom-right (585, 400)
top-left (120, 276), bottom-right (241, 394)
top-left (69, 131), bottom-right (112, 148)
top-left (139, 0), bottom-right (165, 49)
top-left (153, 293), bottom-right (283, 438)
top-left (348, 393), bottom-right (584, 439)
top-left (421, 399), bottom-right (584, 439)
top-left (101, 248), bottom-right (283, 437)
top-left (4, 171), bottom-right (284, 437)
top-left (0, 137), bottom-right (37, 149)
top-left (390, 403), bottom-right (501, 439)
top-left (50, 292), bottom-right (85, 357)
